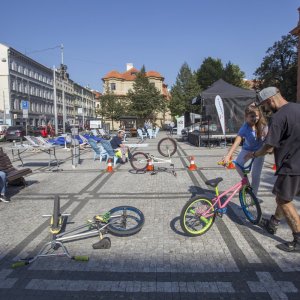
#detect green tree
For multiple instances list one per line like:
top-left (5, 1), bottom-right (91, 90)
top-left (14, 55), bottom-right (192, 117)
top-left (96, 83), bottom-right (125, 130)
top-left (254, 34), bottom-right (298, 102)
top-left (196, 57), bottom-right (247, 90)
top-left (223, 61), bottom-right (246, 87)
top-left (169, 62), bottom-right (201, 117)
top-left (127, 65), bottom-right (165, 121)
top-left (196, 57), bottom-right (223, 90)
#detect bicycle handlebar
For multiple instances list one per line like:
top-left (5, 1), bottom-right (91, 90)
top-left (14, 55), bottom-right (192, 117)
top-left (218, 158), bottom-right (255, 173)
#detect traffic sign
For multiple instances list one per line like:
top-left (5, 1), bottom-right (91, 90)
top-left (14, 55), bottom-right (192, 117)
top-left (23, 109), bottom-right (28, 119)
top-left (21, 100), bottom-right (29, 110)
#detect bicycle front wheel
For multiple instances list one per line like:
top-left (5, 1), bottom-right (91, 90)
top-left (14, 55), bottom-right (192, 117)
top-left (158, 138), bottom-right (177, 157)
top-left (107, 206), bottom-right (145, 236)
top-left (130, 152), bottom-right (148, 171)
top-left (239, 186), bottom-right (262, 224)
top-left (180, 196), bottom-right (215, 236)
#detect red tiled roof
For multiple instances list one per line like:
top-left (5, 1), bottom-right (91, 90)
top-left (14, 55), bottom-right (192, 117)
top-left (102, 67), bottom-right (164, 81)
top-left (146, 71), bottom-right (163, 78)
top-left (102, 70), bottom-right (122, 79)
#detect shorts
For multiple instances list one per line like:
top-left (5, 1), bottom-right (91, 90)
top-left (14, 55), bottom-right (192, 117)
top-left (272, 174), bottom-right (300, 201)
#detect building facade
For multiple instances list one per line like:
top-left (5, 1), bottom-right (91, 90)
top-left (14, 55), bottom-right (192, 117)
top-left (0, 43), bottom-right (96, 130)
top-left (0, 43), bottom-right (54, 126)
top-left (101, 63), bottom-right (171, 128)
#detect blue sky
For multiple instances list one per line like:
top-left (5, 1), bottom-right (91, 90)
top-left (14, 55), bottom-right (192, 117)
top-left (0, 0), bottom-right (298, 91)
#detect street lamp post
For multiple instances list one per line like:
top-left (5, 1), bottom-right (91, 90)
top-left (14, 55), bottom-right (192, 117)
top-left (53, 66), bottom-right (58, 135)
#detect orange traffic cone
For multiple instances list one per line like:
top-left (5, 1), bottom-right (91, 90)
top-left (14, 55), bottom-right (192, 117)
top-left (227, 156), bottom-right (235, 169)
top-left (272, 164), bottom-right (276, 171)
top-left (188, 156), bottom-right (197, 171)
top-left (106, 158), bottom-right (113, 172)
top-left (147, 159), bottom-right (154, 171)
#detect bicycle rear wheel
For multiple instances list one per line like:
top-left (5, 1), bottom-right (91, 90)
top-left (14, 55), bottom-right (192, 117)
top-left (130, 152), bottom-right (148, 171)
top-left (180, 196), bottom-right (216, 236)
top-left (107, 206), bottom-right (145, 236)
top-left (239, 186), bottom-right (262, 224)
top-left (158, 138), bottom-right (177, 157)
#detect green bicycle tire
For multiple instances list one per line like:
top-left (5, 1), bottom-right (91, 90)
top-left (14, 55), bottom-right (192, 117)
top-left (239, 186), bottom-right (262, 225)
top-left (180, 196), bottom-right (215, 236)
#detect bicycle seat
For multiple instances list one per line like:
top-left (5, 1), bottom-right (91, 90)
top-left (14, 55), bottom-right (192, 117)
top-left (205, 177), bottom-right (223, 188)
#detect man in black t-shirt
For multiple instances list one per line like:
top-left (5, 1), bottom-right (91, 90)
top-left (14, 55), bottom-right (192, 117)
top-left (110, 130), bottom-right (132, 163)
top-left (245, 87), bottom-right (300, 253)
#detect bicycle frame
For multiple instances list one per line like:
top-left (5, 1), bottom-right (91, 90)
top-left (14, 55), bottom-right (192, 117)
top-left (55, 214), bottom-right (121, 243)
top-left (198, 159), bottom-right (254, 219)
top-left (149, 154), bottom-right (172, 165)
top-left (199, 177), bottom-right (249, 219)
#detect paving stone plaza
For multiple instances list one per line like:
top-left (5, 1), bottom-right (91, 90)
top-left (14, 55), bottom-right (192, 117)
top-left (0, 133), bottom-right (299, 300)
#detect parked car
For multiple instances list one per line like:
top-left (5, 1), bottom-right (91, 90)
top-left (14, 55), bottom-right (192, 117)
top-left (5, 126), bottom-right (26, 142)
top-left (0, 124), bottom-right (9, 141)
top-left (5, 125), bottom-right (42, 142)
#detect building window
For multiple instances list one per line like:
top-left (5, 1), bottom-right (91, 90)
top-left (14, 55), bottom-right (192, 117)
top-left (12, 80), bottom-right (16, 90)
top-left (14, 99), bottom-right (19, 110)
top-left (110, 83), bottom-right (116, 91)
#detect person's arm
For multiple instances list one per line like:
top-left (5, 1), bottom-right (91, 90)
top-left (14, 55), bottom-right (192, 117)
top-left (244, 144), bottom-right (274, 161)
top-left (223, 135), bottom-right (242, 163)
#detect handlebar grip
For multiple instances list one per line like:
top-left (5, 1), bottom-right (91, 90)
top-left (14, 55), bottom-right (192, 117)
top-left (72, 255), bottom-right (89, 261)
top-left (217, 161), bottom-right (232, 166)
top-left (11, 261), bottom-right (29, 268)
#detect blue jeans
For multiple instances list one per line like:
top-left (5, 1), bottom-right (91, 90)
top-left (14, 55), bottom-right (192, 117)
top-left (236, 149), bottom-right (264, 197)
top-left (0, 171), bottom-right (7, 195)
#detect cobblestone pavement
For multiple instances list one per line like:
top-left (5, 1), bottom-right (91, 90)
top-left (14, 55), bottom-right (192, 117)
top-left (0, 133), bottom-right (299, 300)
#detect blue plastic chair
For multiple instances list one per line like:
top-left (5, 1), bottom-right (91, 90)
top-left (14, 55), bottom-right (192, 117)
top-left (88, 138), bottom-right (112, 164)
top-left (153, 127), bottom-right (160, 138)
top-left (99, 140), bottom-right (118, 166)
top-left (137, 129), bottom-right (147, 141)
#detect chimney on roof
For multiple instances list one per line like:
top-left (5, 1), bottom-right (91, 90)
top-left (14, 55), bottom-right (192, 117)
top-left (126, 63), bottom-right (133, 71)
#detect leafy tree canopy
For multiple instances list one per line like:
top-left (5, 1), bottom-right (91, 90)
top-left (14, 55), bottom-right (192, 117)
top-left (169, 62), bottom-right (201, 117)
top-left (127, 65), bottom-right (166, 121)
top-left (96, 83), bottom-right (125, 130)
top-left (254, 34), bottom-right (298, 102)
top-left (196, 57), bottom-right (246, 90)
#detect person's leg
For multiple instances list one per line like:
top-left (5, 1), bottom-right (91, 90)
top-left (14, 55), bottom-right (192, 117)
top-left (276, 196), bottom-right (300, 233)
top-left (251, 156), bottom-right (264, 197)
top-left (235, 149), bottom-right (248, 178)
top-left (0, 172), bottom-right (6, 195)
top-left (0, 172), bottom-right (9, 203)
top-left (276, 196), bottom-right (300, 252)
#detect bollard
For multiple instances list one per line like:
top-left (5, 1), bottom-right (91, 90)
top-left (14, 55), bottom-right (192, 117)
top-left (71, 138), bottom-right (80, 168)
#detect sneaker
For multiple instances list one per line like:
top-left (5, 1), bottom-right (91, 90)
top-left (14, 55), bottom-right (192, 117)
top-left (259, 215), bottom-right (279, 235)
top-left (276, 236), bottom-right (300, 253)
top-left (0, 195), bottom-right (10, 203)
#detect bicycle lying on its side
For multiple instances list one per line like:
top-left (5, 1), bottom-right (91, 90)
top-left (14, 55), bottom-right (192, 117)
top-left (180, 159), bottom-right (262, 236)
top-left (12, 195), bottom-right (145, 268)
top-left (130, 137), bottom-right (177, 175)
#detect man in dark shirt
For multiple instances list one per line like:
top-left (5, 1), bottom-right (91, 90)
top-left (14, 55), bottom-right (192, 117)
top-left (245, 87), bottom-right (300, 252)
top-left (110, 130), bottom-right (132, 163)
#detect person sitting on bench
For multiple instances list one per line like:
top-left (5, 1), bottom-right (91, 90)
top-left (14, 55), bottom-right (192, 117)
top-left (0, 171), bottom-right (9, 203)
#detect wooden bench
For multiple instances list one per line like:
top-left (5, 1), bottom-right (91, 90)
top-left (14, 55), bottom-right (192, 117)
top-left (0, 147), bottom-right (32, 186)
